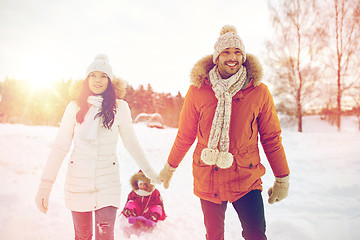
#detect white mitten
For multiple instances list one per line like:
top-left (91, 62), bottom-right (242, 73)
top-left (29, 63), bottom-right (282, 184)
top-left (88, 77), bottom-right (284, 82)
top-left (159, 162), bottom-right (176, 189)
top-left (143, 168), bottom-right (161, 185)
top-left (35, 180), bottom-right (53, 214)
top-left (268, 176), bottom-right (289, 204)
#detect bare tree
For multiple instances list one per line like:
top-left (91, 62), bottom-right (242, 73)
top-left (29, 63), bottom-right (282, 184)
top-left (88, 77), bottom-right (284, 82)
top-left (266, 0), bottom-right (326, 132)
top-left (326, 0), bottom-right (360, 131)
top-left (353, 85), bottom-right (360, 131)
top-left (349, 64), bottom-right (360, 131)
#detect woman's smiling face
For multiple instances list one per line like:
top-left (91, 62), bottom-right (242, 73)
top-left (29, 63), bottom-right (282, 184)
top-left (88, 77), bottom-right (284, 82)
top-left (88, 71), bottom-right (109, 95)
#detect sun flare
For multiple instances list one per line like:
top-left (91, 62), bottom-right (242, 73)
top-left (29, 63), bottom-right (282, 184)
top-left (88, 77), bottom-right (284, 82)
top-left (16, 55), bottom-right (61, 90)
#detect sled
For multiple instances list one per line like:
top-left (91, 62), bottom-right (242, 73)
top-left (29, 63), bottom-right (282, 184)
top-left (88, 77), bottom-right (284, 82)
top-left (128, 216), bottom-right (156, 227)
top-left (119, 215), bottom-right (156, 238)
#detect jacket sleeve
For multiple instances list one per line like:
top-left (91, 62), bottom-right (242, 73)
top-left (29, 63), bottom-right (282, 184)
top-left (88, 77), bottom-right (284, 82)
top-left (123, 191), bottom-right (137, 211)
top-left (257, 85), bottom-right (290, 177)
top-left (117, 100), bottom-right (158, 181)
top-left (127, 191), bottom-right (137, 201)
top-left (151, 189), bottom-right (164, 206)
top-left (41, 102), bottom-right (77, 182)
top-left (167, 86), bottom-right (199, 168)
top-left (150, 189), bottom-right (165, 213)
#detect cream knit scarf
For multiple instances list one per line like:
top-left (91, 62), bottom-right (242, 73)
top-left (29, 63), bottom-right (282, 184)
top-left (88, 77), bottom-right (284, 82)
top-left (78, 95), bottom-right (103, 142)
top-left (201, 65), bottom-right (247, 169)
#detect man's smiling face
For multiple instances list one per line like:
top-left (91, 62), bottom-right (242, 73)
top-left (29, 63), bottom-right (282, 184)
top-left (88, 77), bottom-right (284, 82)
top-left (216, 47), bottom-right (243, 79)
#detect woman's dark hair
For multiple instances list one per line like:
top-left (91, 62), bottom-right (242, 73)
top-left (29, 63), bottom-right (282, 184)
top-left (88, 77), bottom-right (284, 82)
top-left (76, 77), bottom-right (117, 129)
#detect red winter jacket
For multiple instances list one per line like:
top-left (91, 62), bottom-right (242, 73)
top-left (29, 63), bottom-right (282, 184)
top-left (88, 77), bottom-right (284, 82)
top-left (167, 54), bottom-right (290, 204)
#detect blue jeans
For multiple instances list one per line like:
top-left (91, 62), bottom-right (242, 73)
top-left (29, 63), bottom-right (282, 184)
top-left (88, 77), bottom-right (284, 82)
top-left (71, 206), bottom-right (117, 240)
top-left (200, 190), bottom-right (267, 240)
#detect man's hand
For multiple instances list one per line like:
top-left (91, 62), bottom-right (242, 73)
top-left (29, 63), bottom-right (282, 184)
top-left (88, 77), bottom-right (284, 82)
top-left (268, 175), bottom-right (289, 204)
top-left (158, 162), bottom-right (176, 189)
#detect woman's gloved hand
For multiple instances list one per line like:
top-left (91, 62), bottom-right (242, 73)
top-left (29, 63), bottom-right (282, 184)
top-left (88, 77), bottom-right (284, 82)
top-left (35, 180), bottom-right (54, 214)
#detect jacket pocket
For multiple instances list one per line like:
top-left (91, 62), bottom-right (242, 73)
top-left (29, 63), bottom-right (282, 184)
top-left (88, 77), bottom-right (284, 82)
top-left (232, 146), bottom-right (263, 191)
top-left (192, 146), bottom-right (212, 193)
top-left (65, 158), bottom-right (96, 193)
top-left (234, 145), bottom-right (260, 169)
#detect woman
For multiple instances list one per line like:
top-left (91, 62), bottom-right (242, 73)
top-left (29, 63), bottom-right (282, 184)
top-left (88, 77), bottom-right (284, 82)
top-left (35, 54), bottom-right (159, 240)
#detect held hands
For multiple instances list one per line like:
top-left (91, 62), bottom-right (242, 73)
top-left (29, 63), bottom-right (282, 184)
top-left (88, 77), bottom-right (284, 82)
top-left (144, 168), bottom-right (162, 185)
top-left (159, 162), bottom-right (176, 189)
top-left (35, 180), bottom-right (53, 214)
top-left (268, 175), bottom-right (289, 204)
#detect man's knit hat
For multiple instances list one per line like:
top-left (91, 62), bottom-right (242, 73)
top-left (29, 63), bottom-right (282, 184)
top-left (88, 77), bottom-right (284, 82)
top-left (86, 54), bottom-right (114, 81)
top-left (213, 25), bottom-right (246, 64)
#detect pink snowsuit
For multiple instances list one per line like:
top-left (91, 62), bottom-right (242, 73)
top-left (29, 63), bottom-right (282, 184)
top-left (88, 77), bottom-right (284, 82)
top-left (122, 171), bottom-right (166, 222)
top-left (123, 189), bottom-right (166, 221)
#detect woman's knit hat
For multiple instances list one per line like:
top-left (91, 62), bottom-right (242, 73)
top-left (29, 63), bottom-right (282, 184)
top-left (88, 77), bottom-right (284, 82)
top-left (86, 54), bottom-right (114, 81)
top-left (213, 25), bottom-right (246, 64)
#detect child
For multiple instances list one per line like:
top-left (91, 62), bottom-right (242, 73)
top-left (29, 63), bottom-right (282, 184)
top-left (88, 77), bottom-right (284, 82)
top-left (35, 54), bottom-right (159, 239)
top-left (122, 171), bottom-right (166, 226)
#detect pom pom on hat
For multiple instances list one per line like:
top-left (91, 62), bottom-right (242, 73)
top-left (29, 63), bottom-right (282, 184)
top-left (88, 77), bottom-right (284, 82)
top-left (220, 25), bottom-right (237, 35)
top-left (213, 25), bottom-right (246, 64)
top-left (86, 53), bottom-right (114, 80)
top-left (94, 53), bottom-right (109, 62)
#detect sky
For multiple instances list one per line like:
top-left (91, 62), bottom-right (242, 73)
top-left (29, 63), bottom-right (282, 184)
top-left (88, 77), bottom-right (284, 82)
top-left (0, 0), bottom-right (273, 95)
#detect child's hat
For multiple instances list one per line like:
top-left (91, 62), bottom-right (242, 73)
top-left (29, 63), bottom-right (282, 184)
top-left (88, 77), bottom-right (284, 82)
top-left (86, 54), bottom-right (114, 80)
top-left (130, 170), bottom-right (155, 193)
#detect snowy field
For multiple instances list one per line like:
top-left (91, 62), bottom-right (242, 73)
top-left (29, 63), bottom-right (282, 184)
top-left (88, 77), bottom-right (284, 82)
top-left (0, 116), bottom-right (359, 240)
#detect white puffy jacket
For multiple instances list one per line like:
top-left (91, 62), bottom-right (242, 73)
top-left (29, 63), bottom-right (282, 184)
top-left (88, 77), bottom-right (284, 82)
top-left (41, 99), bottom-right (158, 212)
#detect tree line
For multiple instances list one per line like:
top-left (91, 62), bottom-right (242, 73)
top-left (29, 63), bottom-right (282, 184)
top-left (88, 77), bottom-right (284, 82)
top-left (1, 0), bottom-right (360, 132)
top-left (0, 78), bottom-right (184, 128)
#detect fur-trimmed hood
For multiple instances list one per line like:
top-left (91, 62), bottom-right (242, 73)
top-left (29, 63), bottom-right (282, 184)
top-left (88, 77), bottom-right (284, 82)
top-left (130, 171), bottom-right (155, 195)
top-left (69, 77), bottom-right (127, 100)
top-left (190, 53), bottom-right (263, 88)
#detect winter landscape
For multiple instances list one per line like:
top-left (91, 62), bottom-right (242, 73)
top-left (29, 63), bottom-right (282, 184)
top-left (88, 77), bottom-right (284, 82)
top-left (0, 116), bottom-right (359, 240)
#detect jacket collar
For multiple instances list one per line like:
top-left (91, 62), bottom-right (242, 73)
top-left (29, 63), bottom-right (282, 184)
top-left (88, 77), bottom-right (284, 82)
top-left (190, 53), bottom-right (263, 88)
top-left (134, 189), bottom-right (154, 196)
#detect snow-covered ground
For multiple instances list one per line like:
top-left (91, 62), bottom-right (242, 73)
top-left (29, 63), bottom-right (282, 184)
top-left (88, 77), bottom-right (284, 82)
top-left (0, 116), bottom-right (359, 240)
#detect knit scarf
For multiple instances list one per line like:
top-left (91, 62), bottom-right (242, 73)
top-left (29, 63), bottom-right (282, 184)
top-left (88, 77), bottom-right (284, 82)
top-left (78, 95), bottom-right (103, 142)
top-left (200, 65), bottom-right (247, 169)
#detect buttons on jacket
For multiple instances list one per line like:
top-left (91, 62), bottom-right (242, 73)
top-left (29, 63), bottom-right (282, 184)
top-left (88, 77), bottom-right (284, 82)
top-left (249, 163), bottom-right (253, 168)
top-left (215, 166), bottom-right (219, 171)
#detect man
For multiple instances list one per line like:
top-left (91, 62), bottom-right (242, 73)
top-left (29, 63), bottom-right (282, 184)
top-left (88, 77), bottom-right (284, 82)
top-left (159, 25), bottom-right (290, 240)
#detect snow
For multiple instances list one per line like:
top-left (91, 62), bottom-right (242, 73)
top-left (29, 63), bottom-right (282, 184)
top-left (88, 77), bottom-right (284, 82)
top-left (0, 116), bottom-right (359, 240)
